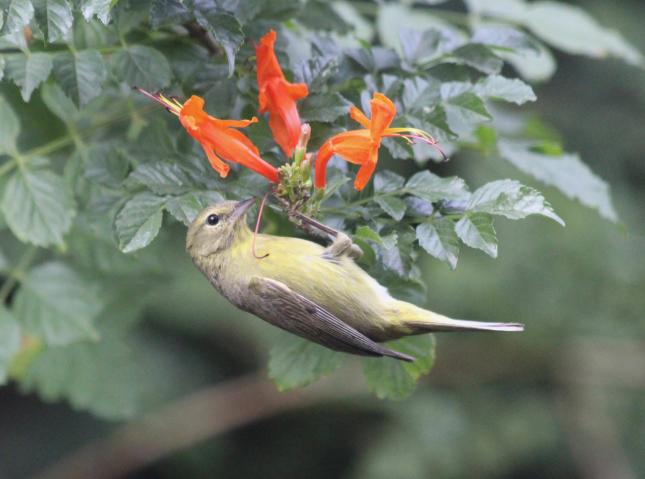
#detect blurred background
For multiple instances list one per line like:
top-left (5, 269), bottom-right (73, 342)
top-left (1, 0), bottom-right (644, 478)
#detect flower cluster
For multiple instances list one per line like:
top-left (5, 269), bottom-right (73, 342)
top-left (139, 30), bottom-right (442, 193)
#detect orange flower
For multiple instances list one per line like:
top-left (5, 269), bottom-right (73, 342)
top-left (138, 90), bottom-right (279, 183)
top-left (256, 30), bottom-right (308, 158)
top-left (315, 92), bottom-right (443, 191)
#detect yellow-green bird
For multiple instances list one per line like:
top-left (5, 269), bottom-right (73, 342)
top-left (186, 199), bottom-right (523, 362)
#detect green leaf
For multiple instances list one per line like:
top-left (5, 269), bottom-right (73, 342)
top-left (416, 218), bottom-right (459, 269)
top-left (0, 95), bottom-right (20, 153)
top-left (0, 0), bottom-right (34, 35)
top-left (499, 141), bottom-right (617, 221)
top-left (165, 191), bottom-right (223, 226)
top-left (0, 306), bottom-right (21, 385)
top-left (127, 162), bottom-right (192, 195)
top-left (0, 246), bottom-right (8, 270)
top-left (400, 28), bottom-right (442, 64)
top-left (53, 50), bottom-right (107, 106)
top-left (1, 167), bottom-right (76, 247)
top-left (33, 0), bottom-right (73, 43)
top-left (522, 2), bottom-right (643, 67)
top-left (467, 179), bottom-right (565, 226)
top-left (194, 10), bottom-right (243, 77)
top-left (5, 52), bottom-right (53, 101)
top-left (14, 262), bottom-right (103, 346)
top-left (405, 170), bottom-right (469, 202)
top-left (471, 25), bottom-right (538, 52)
top-left (40, 81), bottom-right (78, 121)
top-left (149, 0), bottom-right (190, 29)
top-left (354, 225), bottom-right (382, 244)
top-left (445, 92), bottom-right (491, 122)
top-left (299, 93), bottom-right (349, 123)
top-left (362, 335), bottom-right (435, 400)
top-left (375, 196), bottom-right (407, 221)
top-left (473, 75), bottom-right (536, 105)
top-left (19, 331), bottom-right (140, 419)
top-left (374, 171), bottom-right (405, 193)
top-left (115, 192), bottom-right (166, 253)
top-left (78, 0), bottom-right (111, 24)
top-left (455, 213), bottom-right (497, 258)
top-left (450, 44), bottom-right (503, 74)
top-left (112, 45), bottom-right (171, 91)
top-left (84, 143), bottom-right (129, 187)
top-left (268, 335), bottom-right (343, 391)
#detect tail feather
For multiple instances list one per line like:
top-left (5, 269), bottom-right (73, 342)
top-left (396, 303), bottom-right (524, 333)
top-left (407, 318), bottom-right (524, 332)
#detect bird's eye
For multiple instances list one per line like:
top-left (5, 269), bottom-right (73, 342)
top-left (206, 214), bottom-right (220, 226)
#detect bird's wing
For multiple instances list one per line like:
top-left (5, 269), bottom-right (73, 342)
top-left (249, 276), bottom-right (413, 362)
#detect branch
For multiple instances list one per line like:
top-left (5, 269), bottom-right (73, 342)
top-left (271, 193), bottom-right (340, 239)
top-left (184, 21), bottom-right (223, 56)
top-left (33, 371), bottom-right (365, 479)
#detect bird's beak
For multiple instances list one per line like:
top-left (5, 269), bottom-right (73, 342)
top-left (231, 197), bottom-right (256, 221)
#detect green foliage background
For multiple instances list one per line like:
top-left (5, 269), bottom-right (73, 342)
top-left (1, 0), bottom-right (644, 478)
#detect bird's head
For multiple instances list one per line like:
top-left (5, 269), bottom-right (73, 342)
top-left (186, 198), bottom-right (255, 258)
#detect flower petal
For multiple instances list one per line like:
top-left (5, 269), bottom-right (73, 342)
top-left (369, 93), bottom-right (396, 139)
top-left (349, 106), bottom-right (371, 129)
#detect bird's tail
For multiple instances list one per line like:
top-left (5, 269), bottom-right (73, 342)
top-left (395, 301), bottom-right (523, 333)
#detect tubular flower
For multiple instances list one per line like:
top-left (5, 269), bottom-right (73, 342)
top-left (138, 90), bottom-right (279, 183)
top-left (315, 92), bottom-right (443, 191)
top-left (256, 30), bottom-right (308, 158)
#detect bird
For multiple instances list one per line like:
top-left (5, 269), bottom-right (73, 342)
top-left (186, 198), bottom-right (523, 362)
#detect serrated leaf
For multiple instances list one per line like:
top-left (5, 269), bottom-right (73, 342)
top-left (112, 45), bottom-right (171, 91)
top-left (165, 191), bottom-right (223, 226)
top-left (194, 10), bottom-right (243, 77)
top-left (400, 28), bottom-right (442, 64)
top-left (0, 95), bottom-right (20, 153)
top-left (374, 170), bottom-right (405, 193)
top-left (473, 75), bottom-right (536, 105)
top-left (5, 52), bottom-right (53, 101)
top-left (416, 218), bottom-right (459, 269)
top-left (499, 141), bottom-right (617, 221)
top-left (268, 335), bottom-right (343, 391)
top-left (149, 0), bottom-right (190, 29)
top-left (84, 143), bottom-right (129, 187)
top-left (14, 262), bottom-right (103, 346)
top-left (115, 192), bottom-right (166, 253)
top-left (33, 0), bottom-right (73, 43)
top-left (40, 81), bottom-right (78, 121)
top-left (523, 2), bottom-right (643, 66)
top-left (468, 179), bottom-right (564, 226)
top-left (362, 335), bottom-right (435, 400)
top-left (471, 25), bottom-right (538, 52)
top-left (354, 225), bottom-right (382, 244)
top-left (445, 92), bottom-right (491, 122)
top-left (1, 0), bottom-right (34, 35)
top-left (78, 0), bottom-right (111, 23)
top-left (1, 167), bottom-right (75, 247)
top-left (455, 213), bottom-right (497, 257)
top-left (127, 162), bottom-right (192, 195)
top-left (299, 93), bottom-right (349, 123)
top-left (375, 196), bottom-right (407, 221)
top-left (450, 43), bottom-right (503, 74)
top-left (0, 246), bottom-right (8, 270)
top-left (0, 306), bottom-right (21, 385)
top-left (19, 331), bottom-right (140, 419)
top-left (53, 50), bottom-right (107, 106)
top-left (405, 170), bottom-right (469, 202)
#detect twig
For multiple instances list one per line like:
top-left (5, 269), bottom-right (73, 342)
top-left (184, 21), bottom-right (222, 56)
top-left (271, 193), bottom-right (340, 239)
top-left (33, 371), bottom-right (365, 479)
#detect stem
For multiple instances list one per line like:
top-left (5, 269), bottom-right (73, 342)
top-left (271, 193), bottom-right (340, 238)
